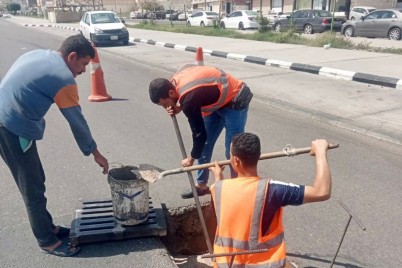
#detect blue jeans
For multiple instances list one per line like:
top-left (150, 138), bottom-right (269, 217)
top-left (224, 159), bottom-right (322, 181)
top-left (196, 106), bottom-right (248, 185)
top-left (0, 125), bottom-right (59, 248)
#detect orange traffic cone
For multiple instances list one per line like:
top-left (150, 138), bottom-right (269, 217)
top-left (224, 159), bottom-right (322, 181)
top-left (195, 47), bottom-right (204, 66)
top-left (88, 44), bottom-right (112, 102)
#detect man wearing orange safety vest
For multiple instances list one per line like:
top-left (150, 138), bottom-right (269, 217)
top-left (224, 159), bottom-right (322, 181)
top-left (149, 65), bottom-right (253, 199)
top-left (209, 133), bottom-right (332, 268)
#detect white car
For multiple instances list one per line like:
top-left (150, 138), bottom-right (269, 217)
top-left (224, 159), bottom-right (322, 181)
top-left (79, 11), bottom-right (129, 46)
top-left (2, 13), bottom-right (11, 18)
top-left (220, 10), bottom-right (260, 30)
top-left (266, 11), bottom-right (289, 21)
top-left (350, 6), bottom-right (376, 20)
top-left (178, 10), bottom-right (192, 21)
top-left (130, 11), bottom-right (141, 19)
top-left (187, 11), bottom-right (219, 27)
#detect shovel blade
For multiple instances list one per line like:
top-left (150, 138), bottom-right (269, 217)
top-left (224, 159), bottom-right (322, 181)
top-left (138, 163), bottom-right (164, 183)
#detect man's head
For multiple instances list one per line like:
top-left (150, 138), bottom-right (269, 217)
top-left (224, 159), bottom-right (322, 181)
top-left (230, 133), bottom-right (261, 168)
top-left (149, 78), bottom-right (178, 108)
top-left (58, 34), bottom-right (95, 78)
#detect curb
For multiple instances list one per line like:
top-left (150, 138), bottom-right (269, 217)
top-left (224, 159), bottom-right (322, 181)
top-left (21, 23), bottom-right (80, 32)
top-left (132, 37), bottom-right (402, 90)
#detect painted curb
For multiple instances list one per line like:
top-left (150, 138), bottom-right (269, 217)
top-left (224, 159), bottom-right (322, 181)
top-left (130, 38), bottom-right (402, 90)
top-left (21, 23), bottom-right (80, 32)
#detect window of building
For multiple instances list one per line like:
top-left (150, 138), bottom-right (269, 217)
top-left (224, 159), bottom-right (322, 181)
top-left (313, 0), bottom-right (327, 10)
top-left (297, 0), bottom-right (311, 9)
top-left (271, 0), bottom-right (282, 9)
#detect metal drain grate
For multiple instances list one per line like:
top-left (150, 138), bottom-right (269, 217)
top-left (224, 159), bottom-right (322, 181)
top-left (69, 197), bottom-right (167, 246)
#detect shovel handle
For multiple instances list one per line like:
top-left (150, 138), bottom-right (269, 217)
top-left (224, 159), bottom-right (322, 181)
top-left (158, 143), bottom-right (339, 180)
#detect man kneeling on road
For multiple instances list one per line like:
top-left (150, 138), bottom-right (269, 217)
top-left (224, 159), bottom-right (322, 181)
top-left (149, 65), bottom-right (252, 199)
top-left (209, 133), bottom-right (332, 267)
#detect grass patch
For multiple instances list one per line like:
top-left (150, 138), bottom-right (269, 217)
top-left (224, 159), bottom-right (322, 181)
top-left (129, 22), bottom-right (402, 55)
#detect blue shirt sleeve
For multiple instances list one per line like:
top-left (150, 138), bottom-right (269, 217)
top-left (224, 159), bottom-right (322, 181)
top-left (59, 106), bottom-right (97, 156)
top-left (267, 180), bottom-right (305, 207)
top-left (261, 180), bottom-right (305, 235)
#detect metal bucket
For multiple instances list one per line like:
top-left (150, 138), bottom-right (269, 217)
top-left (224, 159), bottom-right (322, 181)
top-left (108, 165), bottom-right (149, 226)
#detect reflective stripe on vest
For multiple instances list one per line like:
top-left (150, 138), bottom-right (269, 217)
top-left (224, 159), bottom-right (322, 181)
top-left (216, 259), bottom-right (286, 268)
top-left (214, 232), bottom-right (284, 250)
top-left (173, 66), bottom-right (245, 116)
top-left (177, 68), bottom-right (229, 114)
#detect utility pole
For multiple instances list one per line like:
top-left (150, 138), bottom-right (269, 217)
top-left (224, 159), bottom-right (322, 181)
top-left (259, 0), bottom-right (262, 14)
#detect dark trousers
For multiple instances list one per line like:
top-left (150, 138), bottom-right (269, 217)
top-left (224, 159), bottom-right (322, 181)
top-left (0, 125), bottom-right (58, 247)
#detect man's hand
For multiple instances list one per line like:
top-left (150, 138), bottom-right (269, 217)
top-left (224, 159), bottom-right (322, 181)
top-left (209, 161), bottom-right (225, 182)
top-left (166, 105), bottom-right (181, 115)
top-left (92, 148), bottom-right (109, 174)
top-left (303, 139), bottom-right (331, 204)
top-left (310, 139), bottom-right (329, 157)
top-left (181, 157), bottom-right (195, 167)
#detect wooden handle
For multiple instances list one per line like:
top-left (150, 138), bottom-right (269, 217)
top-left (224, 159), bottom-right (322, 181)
top-left (158, 143), bottom-right (339, 179)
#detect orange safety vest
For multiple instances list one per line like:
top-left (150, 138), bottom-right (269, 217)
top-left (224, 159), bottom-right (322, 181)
top-left (172, 66), bottom-right (244, 116)
top-left (210, 177), bottom-right (287, 268)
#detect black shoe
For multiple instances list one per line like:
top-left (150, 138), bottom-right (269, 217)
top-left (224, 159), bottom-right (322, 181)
top-left (181, 186), bottom-right (210, 199)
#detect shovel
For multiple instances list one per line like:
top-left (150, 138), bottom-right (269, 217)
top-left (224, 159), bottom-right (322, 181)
top-left (139, 142), bottom-right (339, 183)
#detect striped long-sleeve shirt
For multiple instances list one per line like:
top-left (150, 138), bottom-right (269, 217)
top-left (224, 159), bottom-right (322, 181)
top-left (0, 49), bottom-right (96, 156)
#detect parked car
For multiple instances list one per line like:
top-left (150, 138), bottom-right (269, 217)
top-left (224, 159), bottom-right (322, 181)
top-left (79, 11), bottom-right (129, 46)
top-left (220, 10), bottom-right (260, 30)
top-left (129, 11), bottom-right (142, 19)
top-left (3, 13), bottom-right (11, 18)
top-left (341, 9), bottom-right (402, 40)
top-left (154, 11), bottom-right (166, 20)
top-left (144, 12), bottom-right (156, 19)
top-left (178, 10), bottom-right (193, 21)
top-left (165, 9), bottom-right (175, 20)
top-left (186, 11), bottom-right (219, 27)
top-left (272, 9), bottom-right (344, 34)
top-left (266, 11), bottom-right (288, 21)
top-left (349, 6), bottom-right (376, 20)
top-left (170, 11), bottom-right (180, 21)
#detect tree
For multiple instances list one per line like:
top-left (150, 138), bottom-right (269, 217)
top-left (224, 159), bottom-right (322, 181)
top-left (139, 0), bottom-right (164, 11)
top-left (7, 3), bottom-right (21, 13)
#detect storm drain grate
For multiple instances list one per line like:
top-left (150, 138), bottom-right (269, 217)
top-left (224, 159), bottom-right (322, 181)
top-left (69, 197), bottom-right (167, 246)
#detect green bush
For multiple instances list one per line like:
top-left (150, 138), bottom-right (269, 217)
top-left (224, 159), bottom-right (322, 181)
top-left (213, 18), bottom-right (220, 29)
top-left (306, 32), bottom-right (354, 49)
top-left (257, 16), bottom-right (270, 33)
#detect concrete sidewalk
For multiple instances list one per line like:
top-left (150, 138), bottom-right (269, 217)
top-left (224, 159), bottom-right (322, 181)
top-left (8, 16), bottom-right (402, 146)
top-left (129, 29), bottom-right (402, 89)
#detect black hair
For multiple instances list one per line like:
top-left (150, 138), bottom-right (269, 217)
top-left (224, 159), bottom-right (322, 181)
top-left (58, 34), bottom-right (95, 59)
top-left (231, 133), bottom-right (261, 166)
top-left (149, 78), bottom-right (175, 104)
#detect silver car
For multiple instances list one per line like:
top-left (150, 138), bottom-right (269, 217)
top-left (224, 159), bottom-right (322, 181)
top-left (341, 9), bottom-right (402, 40)
top-left (272, 9), bottom-right (344, 34)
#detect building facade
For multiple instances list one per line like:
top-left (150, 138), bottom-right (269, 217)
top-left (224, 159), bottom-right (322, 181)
top-left (191, 0), bottom-right (402, 16)
top-left (11, 0), bottom-right (402, 15)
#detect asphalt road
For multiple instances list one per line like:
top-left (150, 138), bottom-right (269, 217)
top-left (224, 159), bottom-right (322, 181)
top-left (1, 19), bottom-right (402, 268)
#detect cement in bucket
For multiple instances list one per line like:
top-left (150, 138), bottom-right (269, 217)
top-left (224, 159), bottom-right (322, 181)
top-left (108, 165), bottom-right (149, 226)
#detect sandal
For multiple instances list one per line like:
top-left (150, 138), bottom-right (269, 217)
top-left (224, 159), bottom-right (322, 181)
top-left (54, 225), bottom-right (70, 238)
top-left (42, 242), bottom-right (80, 257)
